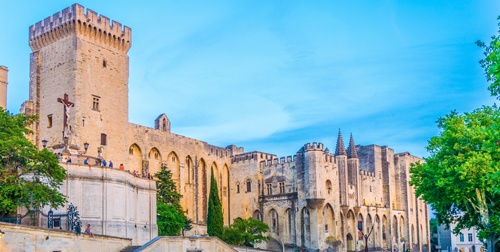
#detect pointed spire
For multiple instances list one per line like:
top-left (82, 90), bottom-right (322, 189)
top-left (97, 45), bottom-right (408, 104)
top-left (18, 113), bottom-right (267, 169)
top-left (335, 129), bottom-right (347, 156)
top-left (347, 133), bottom-right (358, 159)
top-left (325, 147), bottom-right (330, 153)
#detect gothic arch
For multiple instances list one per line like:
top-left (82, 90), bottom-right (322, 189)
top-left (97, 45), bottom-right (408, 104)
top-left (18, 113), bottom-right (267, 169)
top-left (301, 207), bottom-right (311, 247)
top-left (211, 162), bottom-right (220, 194)
top-left (375, 214), bottom-right (381, 247)
top-left (347, 233), bottom-right (355, 251)
top-left (148, 147), bottom-right (162, 175)
top-left (412, 224), bottom-right (416, 245)
top-left (323, 203), bottom-right (335, 236)
top-left (383, 215), bottom-right (388, 244)
top-left (128, 144), bottom-right (142, 172)
top-left (198, 158), bottom-right (207, 224)
top-left (269, 209), bottom-right (279, 235)
top-left (393, 215), bottom-right (398, 244)
top-left (253, 210), bottom-right (262, 221)
top-left (346, 210), bottom-right (356, 250)
top-left (222, 164), bottom-right (230, 225)
top-left (184, 156), bottom-right (195, 220)
top-left (400, 216), bottom-right (405, 241)
top-left (284, 208), bottom-right (294, 244)
top-left (326, 180), bottom-right (332, 194)
top-left (167, 151), bottom-right (180, 182)
top-left (339, 212), bottom-right (345, 244)
top-left (367, 214), bottom-right (373, 247)
top-left (245, 177), bottom-right (252, 192)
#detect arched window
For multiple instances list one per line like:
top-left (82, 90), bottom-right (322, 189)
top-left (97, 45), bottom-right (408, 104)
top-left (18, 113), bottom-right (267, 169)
top-left (326, 180), bottom-right (332, 194)
top-left (246, 179), bottom-right (252, 192)
top-left (236, 182), bottom-right (240, 193)
top-left (163, 118), bottom-right (166, 131)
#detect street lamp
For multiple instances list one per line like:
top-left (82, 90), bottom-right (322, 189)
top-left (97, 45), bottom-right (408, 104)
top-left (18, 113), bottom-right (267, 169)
top-left (42, 139), bottom-right (48, 148)
top-left (84, 142), bottom-right (89, 154)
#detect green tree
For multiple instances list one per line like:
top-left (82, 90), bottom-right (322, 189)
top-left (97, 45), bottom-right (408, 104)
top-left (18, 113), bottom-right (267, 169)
top-left (207, 166), bottom-right (223, 238)
top-left (477, 16), bottom-right (500, 98)
top-left (156, 166), bottom-right (191, 236)
top-left (409, 106), bottom-right (500, 252)
top-left (0, 109), bottom-right (67, 217)
top-left (222, 217), bottom-right (270, 247)
top-left (157, 203), bottom-right (185, 236)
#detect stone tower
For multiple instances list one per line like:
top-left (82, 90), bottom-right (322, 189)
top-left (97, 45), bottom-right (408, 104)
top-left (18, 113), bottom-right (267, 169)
top-left (27, 4), bottom-right (131, 164)
top-left (0, 66), bottom-right (7, 110)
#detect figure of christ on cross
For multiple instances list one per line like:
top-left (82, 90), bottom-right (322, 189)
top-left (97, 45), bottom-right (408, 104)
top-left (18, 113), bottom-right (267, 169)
top-left (57, 93), bottom-right (74, 138)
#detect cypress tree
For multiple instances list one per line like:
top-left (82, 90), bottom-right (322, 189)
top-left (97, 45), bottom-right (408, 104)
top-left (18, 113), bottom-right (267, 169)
top-left (207, 166), bottom-right (223, 237)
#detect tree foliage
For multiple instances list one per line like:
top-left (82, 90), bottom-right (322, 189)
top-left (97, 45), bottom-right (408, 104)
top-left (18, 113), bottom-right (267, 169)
top-left (207, 166), bottom-right (223, 238)
top-left (477, 16), bottom-right (500, 98)
top-left (0, 109), bottom-right (66, 217)
top-left (222, 217), bottom-right (270, 247)
top-left (157, 203), bottom-right (186, 236)
top-left (156, 166), bottom-right (192, 236)
top-left (409, 106), bottom-right (500, 252)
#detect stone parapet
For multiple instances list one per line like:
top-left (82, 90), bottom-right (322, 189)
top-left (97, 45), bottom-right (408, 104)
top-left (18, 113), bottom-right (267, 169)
top-left (0, 222), bottom-right (131, 252)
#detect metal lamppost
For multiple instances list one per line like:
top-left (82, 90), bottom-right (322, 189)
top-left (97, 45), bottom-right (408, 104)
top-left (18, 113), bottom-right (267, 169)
top-left (42, 140), bottom-right (48, 148)
top-left (83, 142), bottom-right (89, 154)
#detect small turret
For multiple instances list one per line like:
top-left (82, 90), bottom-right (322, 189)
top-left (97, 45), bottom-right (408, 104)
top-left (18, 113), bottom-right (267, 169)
top-left (347, 133), bottom-right (358, 159)
top-left (335, 129), bottom-right (347, 156)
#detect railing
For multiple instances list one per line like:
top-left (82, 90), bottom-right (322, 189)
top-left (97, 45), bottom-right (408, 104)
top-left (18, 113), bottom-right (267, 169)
top-left (0, 203), bottom-right (81, 232)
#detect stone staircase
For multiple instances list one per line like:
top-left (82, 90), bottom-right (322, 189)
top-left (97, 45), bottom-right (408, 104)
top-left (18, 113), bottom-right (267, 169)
top-left (267, 238), bottom-right (282, 251)
top-left (120, 246), bottom-right (141, 252)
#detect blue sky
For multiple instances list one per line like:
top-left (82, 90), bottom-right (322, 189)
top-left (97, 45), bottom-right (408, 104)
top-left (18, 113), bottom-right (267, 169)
top-left (1, 0), bottom-right (499, 158)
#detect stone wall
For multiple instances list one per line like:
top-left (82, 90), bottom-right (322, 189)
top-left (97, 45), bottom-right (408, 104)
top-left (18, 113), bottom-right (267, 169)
top-left (127, 122), bottom-right (239, 226)
top-left (0, 222), bottom-right (131, 252)
top-left (135, 236), bottom-right (237, 252)
top-left (18, 163), bottom-right (158, 246)
top-left (229, 140), bottom-right (430, 252)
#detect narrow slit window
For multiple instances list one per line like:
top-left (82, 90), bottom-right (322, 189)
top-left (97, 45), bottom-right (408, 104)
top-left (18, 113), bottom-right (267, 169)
top-left (103, 60), bottom-right (107, 67)
top-left (47, 114), bottom-right (52, 128)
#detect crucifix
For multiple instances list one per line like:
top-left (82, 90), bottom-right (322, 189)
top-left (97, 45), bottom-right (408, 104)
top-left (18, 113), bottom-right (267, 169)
top-left (57, 93), bottom-right (74, 137)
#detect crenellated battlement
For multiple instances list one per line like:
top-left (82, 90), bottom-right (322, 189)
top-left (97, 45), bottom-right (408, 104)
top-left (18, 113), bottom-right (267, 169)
top-left (324, 152), bottom-right (337, 164)
top-left (303, 142), bottom-right (324, 151)
top-left (29, 4), bottom-right (131, 53)
top-left (231, 151), bottom-right (276, 164)
top-left (261, 155), bottom-right (296, 168)
top-left (360, 170), bottom-right (376, 178)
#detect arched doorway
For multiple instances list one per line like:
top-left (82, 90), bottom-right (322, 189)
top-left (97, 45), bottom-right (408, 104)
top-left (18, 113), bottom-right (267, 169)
top-left (347, 233), bottom-right (355, 251)
top-left (323, 204), bottom-right (335, 237)
top-left (128, 144), bottom-right (142, 172)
